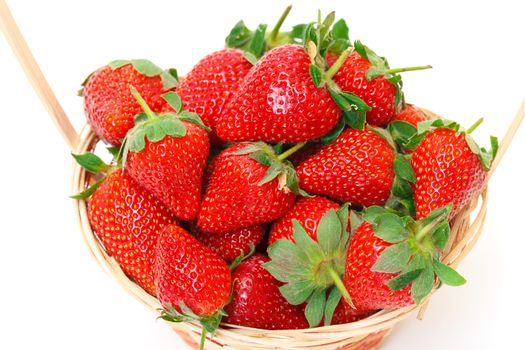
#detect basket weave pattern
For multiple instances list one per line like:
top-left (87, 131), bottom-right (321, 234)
top-left (72, 119), bottom-right (488, 350)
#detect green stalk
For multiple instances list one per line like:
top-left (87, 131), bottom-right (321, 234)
top-left (268, 5), bottom-right (292, 46)
top-left (415, 213), bottom-right (447, 242)
top-left (130, 86), bottom-right (156, 120)
top-left (327, 266), bottom-right (354, 308)
top-left (387, 65), bottom-right (432, 74)
top-left (324, 47), bottom-right (352, 81)
top-left (466, 117), bottom-right (484, 134)
top-left (277, 142), bottom-right (305, 161)
top-left (198, 328), bottom-right (207, 350)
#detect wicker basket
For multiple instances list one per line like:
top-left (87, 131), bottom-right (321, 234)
top-left (2, 1), bottom-right (524, 349)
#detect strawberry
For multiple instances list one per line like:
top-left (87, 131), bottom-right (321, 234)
top-left (344, 206), bottom-right (467, 311)
top-left (287, 142), bottom-right (324, 167)
top-left (331, 41), bottom-right (431, 126)
top-left (176, 49), bottom-right (252, 144)
top-left (268, 196), bottom-right (341, 246)
top-left (155, 224), bottom-right (231, 350)
top-left (393, 104), bottom-right (429, 126)
top-left (71, 153), bottom-right (176, 296)
top-left (216, 44), bottom-right (341, 143)
top-left (296, 127), bottom-right (395, 207)
top-left (224, 254), bottom-right (309, 330)
top-left (81, 59), bottom-right (177, 146)
top-left (331, 301), bottom-right (376, 325)
top-left (409, 120), bottom-right (497, 219)
top-left (265, 204), bottom-right (355, 327)
top-left (123, 89), bottom-right (210, 221)
top-left (197, 142), bottom-right (299, 234)
top-left (192, 224), bottom-right (265, 262)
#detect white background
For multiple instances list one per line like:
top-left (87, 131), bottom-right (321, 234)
top-left (1, 0), bottom-right (524, 349)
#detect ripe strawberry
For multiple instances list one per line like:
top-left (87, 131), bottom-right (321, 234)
top-left (197, 143), bottom-right (296, 234)
top-left (123, 89), bottom-right (210, 221)
top-left (411, 124), bottom-right (495, 219)
top-left (192, 224), bottom-right (265, 262)
top-left (297, 127), bottom-right (395, 207)
top-left (331, 42), bottom-right (431, 126)
top-left (331, 301), bottom-right (376, 325)
top-left (268, 196), bottom-right (340, 246)
top-left (74, 156), bottom-right (176, 296)
top-left (224, 254), bottom-right (309, 330)
top-left (155, 224), bottom-right (231, 315)
top-left (82, 59), bottom-right (177, 146)
top-left (155, 224), bottom-right (231, 349)
top-left (176, 49), bottom-right (252, 144)
top-left (287, 142), bottom-right (324, 167)
top-left (393, 104), bottom-right (429, 126)
top-left (216, 44), bottom-right (341, 143)
top-left (345, 206), bottom-right (466, 311)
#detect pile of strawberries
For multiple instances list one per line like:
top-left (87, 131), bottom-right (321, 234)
top-left (73, 7), bottom-right (497, 349)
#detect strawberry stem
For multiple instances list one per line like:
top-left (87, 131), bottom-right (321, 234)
top-left (130, 86), bottom-right (157, 120)
top-left (466, 117), bottom-right (484, 134)
top-left (324, 47), bottom-right (352, 81)
top-left (277, 142), bottom-right (306, 161)
top-left (387, 65), bottom-right (432, 74)
top-left (415, 212), bottom-right (447, 242)
top-left (268, 5), bottom-right (292, 47)
top-left (327, 266), bottom-right (354, 308)
top-left (198, 328), bottom-right (206, 350)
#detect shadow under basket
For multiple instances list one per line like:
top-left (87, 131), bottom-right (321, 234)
top-left (71, 121), bottom-right (488, 350)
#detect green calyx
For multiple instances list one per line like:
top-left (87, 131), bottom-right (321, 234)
top-left (264, 204), bottom-right (353, 327)
top-left (234, 142), bottom-right (309, 196)
top-left (159, 302), bottom-right (226, 350)
top-left (70, 148), bottom-right (119, 199)
top-left (389, 118), bottom-right (499, 171)
top-left (120, 87), bottom-right (209, 165)
top-left (225, 5), bottom-right (294, 64)
top-left (363, 204), bottom-right (466, 304)
top-left (109, 59), bottom-right (178, 90)
top-left (354, 40), bottom-right (432, 111)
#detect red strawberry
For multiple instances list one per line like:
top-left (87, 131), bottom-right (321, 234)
top-left (82, 60), bottom-right (177, 146)
top-left (331, 42), bottom-right (431, 126)
top-left (192, 224), bottom-right (265, 262)
top-left (154, 224), bottom-right (231, 316)
top-left (124, 89), bottom-right (210, 221)
top-left (176, 49), bottom-right (252, 144)
top-left (85, 169), bottom-right (176, 296)
top-left (345, 206), bottom-right (467, 311)
top-left (197, 143), bottom-right (296, 234)
top-left (411, 125), bottom-right (493, 219)
top-left (297, 128), bottom-right (395, 207)
top-left (224, 254), bottom-right (309, 330)
top-left (393, 104), bottom-right (429, 126)
top-left (268, 196), bottom-right (340, 246)
top-left (216, 44), bottom-right (341, 143)
top-left (287, 142), bottom-right (324, 167)
top-left (331, 301), bottom-right (376, 325)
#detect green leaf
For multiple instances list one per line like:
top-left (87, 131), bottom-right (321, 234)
top-left (285, 165), bottom-right (311, 197)
top-left (229, 243), bottom-right (255, 272)
top-left (323, 287), bottom-right (341, 326)
top-left (160, 70), bottom-right (179, 90)
top-left (249, 151), bottom-right (272, 166)
top-left (431, 222), bottom-right (450, 250)
top-left (343, 110), bottom-right (366, 130)
top-left (162, 91), bottom-right (182, 113)
top-left (391, 176), bottom-right (413, 199)
top-left (291, 23), bottom-right (309, 42)
top-left (316, 209), bottom-right (342, 256)
top-left (411, 263), bottom-right (435, 304)
top-left (490, 135), bottom-right (499, 159)
top-left (305, 289), bottom-right (326, 328)
top-left (372, 242), bottom-right (412, 273)
top-left (265, 239), bottom-right (310, 282)
top-left (402, 254), bottom-right (425, 274)
top-left (177, 110), bottom-right (211, 131)
top-left (432, 259), bottom-right (466, 286)
top-left (243, 51), bottom-right (258, 65)
top-left (70, 178), bottom-right (105, 200)
top-left (157, 115), bottom-right (187, 137)
top-left (225, 20), bottom-right (252, 49)
top-left (258, 160), bottom-right (283, 186)
top-left (248, 23), bottom-right (268, 58)
top-left (134, 112), bottom-right (148, 123)
top-left (388, 120), bottom-right (417, 148)
top-left (292, 220), bottom-right (324, 262)
top-left (387, 268), bottom-right (424, 291)
top-left (279, 281), bottom-right (315, 305)
top-left (325, 38), bottom-right (351, 55)
top-left (349, 210), bottom-right (363, 236)
top-left (130, 59), bottom-right (163, 77)
top-left (366, 125), bottom-right (397, 150)
top-left (106, 146), bottom-right (120, 159)
top-left (394, 154), bottom-right (416, 182)
top-left (108, 59), bottom-right (130, 69)
top-left (322, 118), bottom-right (345, 145)
top-left (373, 213), bottom-right (409, 243)
top-left (309, 64), bottom-right (323, 87)
top-left (331, 19), bottom-right (349, 41)
top-left (167, 68), bottom-right (179, 82)
top-left (363, 206), bottom-right (388, 224)
top-left (71, 153), bottom-right (109, 173)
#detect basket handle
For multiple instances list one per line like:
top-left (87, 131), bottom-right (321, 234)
top-left (0, 0), bottom-right (79, 151)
